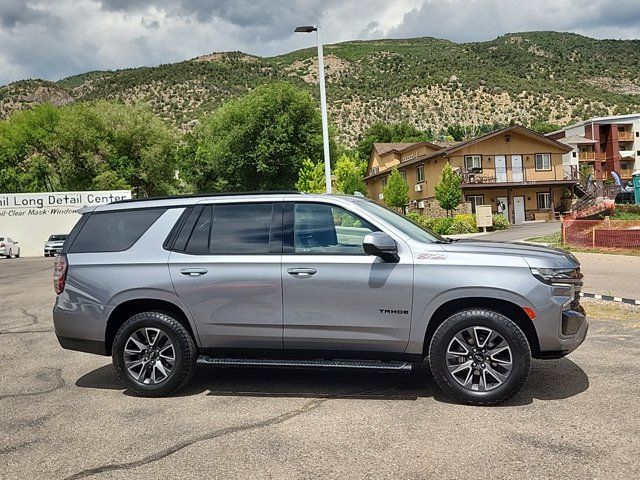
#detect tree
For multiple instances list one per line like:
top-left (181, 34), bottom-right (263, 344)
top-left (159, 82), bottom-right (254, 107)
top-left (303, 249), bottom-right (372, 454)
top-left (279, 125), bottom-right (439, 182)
top-left (0, 101), bottom-right (179, 196)
top-left (383, 168), bottom-right (409, 210)
top-left (434, 163), bottom-right (462, 216)
top-left (356, 121), bottom-right (433, 162)
top-left (295, 158), bottom-right (325, 193)
top-left (182, 82), bottom-right (331, 192)
top-left (333, 154), bottom-right (366, 195)
top-left (530, 121), bottom-right (562, 134)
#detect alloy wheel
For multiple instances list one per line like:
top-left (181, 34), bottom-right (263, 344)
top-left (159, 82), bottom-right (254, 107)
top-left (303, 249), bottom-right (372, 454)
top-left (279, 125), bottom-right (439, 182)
top-left (445, 326), bottom-right (513, 392)
top-left (123, 328), bottom-right (176, 385)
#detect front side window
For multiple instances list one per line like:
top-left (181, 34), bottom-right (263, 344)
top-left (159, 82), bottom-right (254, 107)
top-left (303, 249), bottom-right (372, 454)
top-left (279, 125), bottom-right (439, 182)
top-left (416, 164), bottom-right (425, 183)
top-left (535, 153), bottom-right (551, 171)
top-left (464, 155), bottom-right (482, 171)
top-left (291, 203), bottom-right (376, 255)
top-left (370, 166), bottom-right (379, 175)
top-left (380, 176), bottom-right (388, 188)
top-left (400, 170), bottom-right (407, 181)
top-left (537, 192), bottom-right (551, 210)
top-left (183, 203), bottom-right (274, 255)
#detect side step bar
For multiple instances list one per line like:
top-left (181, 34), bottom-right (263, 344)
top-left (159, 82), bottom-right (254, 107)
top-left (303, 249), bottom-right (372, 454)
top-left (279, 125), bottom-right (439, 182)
top-left (197, 357), bottom-right (413, 371)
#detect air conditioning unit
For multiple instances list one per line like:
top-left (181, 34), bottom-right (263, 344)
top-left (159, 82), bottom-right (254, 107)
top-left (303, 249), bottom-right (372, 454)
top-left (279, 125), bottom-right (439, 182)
top-left (414, 184), bottom-right (423, 192)
top-left (418, 201), bottom-right (425, 209)
top-left (378, 193), bottom-right (384, 200)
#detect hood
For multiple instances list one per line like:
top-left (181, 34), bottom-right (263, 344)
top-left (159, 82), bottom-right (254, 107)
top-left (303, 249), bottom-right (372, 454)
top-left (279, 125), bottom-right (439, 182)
top-left (45, 240), bottom-right (66, 246)
top-left (442, 239), bottom-right (579, 269)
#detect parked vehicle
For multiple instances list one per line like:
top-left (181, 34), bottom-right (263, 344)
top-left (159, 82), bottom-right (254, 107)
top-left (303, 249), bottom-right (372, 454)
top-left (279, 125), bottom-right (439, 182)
top-left (44, 234), bottom-right (69, 257)
top-left (0, 236), bottom-right (20, 258)
top-left (52, 193), bottom-right (587, 405)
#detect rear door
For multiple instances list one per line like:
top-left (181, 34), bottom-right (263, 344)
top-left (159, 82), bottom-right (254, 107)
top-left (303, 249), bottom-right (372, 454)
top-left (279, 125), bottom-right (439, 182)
top-left (168, 202), bottom-right (284, 349)
top-left (281, 201), bottom-right (414, 353)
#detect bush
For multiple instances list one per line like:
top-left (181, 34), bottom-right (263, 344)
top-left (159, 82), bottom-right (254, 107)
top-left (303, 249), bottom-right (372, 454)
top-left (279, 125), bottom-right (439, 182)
top-left (423, 217), bottom-right (454, 235)
top-left (447, 214), bottom-right (477, 234)
top-left (492, 214), bottom-right (510, 230)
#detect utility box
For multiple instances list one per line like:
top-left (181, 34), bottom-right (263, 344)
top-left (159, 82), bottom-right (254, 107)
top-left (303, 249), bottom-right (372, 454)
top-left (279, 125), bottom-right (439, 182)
top-left (476, 204), bottom-right (493, 232)
top-left (633, 171), bottom-right (640, 205)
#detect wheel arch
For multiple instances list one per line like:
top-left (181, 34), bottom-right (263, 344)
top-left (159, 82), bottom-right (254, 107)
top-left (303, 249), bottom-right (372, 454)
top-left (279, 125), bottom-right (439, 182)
top-left (422, 297), bottom-right (540, 358)
top-left (105, 298), bottom-right (197, 356)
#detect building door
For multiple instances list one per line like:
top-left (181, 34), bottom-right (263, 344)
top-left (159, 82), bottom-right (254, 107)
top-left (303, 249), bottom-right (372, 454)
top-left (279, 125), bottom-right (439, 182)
top-left (495, 155), bottom-right (507, 182)
top-left (497, 196), bottom-right (509, 220)
top-left (511, 155), bottom-right (523, 182)
top-left (514, 196), bottom-right (525, 224)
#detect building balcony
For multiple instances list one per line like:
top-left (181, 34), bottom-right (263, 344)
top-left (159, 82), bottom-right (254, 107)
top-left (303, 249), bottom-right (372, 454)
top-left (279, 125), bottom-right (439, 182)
top-left (620, 150), bottom-right (636, 159)
top-left (460, 166), bottom-right (577, 186)
top-left (618, 131), bottom-right (634, 142)
top-left (620, 168), bottom-right (635, 179)
top-left (578, 151), bottom-right (595, 160)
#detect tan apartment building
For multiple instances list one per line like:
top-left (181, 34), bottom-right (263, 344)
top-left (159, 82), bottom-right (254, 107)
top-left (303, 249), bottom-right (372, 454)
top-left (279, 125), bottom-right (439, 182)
top-left (365, 125), bottom-right (575, 224)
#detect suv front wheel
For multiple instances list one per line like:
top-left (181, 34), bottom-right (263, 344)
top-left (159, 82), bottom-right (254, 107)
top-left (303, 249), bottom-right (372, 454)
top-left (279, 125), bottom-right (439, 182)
top-left (112, 311), bottom-right (197, 397)
top-left (429, 308), bottom-right (531, 405)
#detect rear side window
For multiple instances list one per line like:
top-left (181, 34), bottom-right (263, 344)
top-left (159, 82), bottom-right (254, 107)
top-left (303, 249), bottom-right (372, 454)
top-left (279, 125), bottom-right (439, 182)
top-left (68, 209), bottom-right (166, 253)
top-left (182, 203), bottom-right (275, 255)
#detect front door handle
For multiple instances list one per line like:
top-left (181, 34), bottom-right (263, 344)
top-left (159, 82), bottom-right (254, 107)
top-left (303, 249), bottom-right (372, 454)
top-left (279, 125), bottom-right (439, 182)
top-left (287, 267), bottom-right (317, 277)
top-left (180, 268), bottom-right (208, 276)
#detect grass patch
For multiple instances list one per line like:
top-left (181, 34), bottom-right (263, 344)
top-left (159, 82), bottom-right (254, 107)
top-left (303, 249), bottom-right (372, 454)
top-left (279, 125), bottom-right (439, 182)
top-left (525, 232), bottom-right (640, 256)
top-left (581, 298), bottom-right (640, 326)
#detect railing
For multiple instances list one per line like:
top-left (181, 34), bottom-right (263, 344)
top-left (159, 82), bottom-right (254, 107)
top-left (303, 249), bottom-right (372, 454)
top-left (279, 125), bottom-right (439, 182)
top-left (618, 131), bottom-right (634, 142)
top-left (578, 151), bottom-right (595, 160)
top-left (460, 165), bottom-right (578, 184)
top-left (620, 169), bottom-right (634, 178)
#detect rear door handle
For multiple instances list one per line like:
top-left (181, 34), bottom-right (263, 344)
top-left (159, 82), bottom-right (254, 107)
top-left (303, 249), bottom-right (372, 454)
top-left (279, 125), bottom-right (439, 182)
top-left (287, 268), bottom-right (317, 277)
top-left (180, 268), bottom-right (208, 276)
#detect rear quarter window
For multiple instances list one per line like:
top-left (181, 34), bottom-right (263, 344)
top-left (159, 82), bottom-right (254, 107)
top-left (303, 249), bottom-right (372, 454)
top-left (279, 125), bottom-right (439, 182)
top-left (68, 208), bottom-right (167, 253)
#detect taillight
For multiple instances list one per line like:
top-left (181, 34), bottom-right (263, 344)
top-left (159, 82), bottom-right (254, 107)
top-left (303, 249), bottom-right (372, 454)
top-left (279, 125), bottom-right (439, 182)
top-left (0, 243), bottom-right (5, 248)
top-left (53, 254), bottom-right (68, 294)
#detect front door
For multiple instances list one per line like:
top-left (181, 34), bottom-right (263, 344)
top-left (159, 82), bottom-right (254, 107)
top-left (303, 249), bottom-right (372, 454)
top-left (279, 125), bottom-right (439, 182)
top-left (168, 202), bottom-right (284, 349)
top-left (495, 155), bottom-right (507, 182)
top-left (514, 196), bottom-right (525, 224)
top-left (281, 201), bottom-right (413, 353)
top-left (496, 196), bottom-right (509, 220)
top-left (511, 155), bottom-right (523, 182)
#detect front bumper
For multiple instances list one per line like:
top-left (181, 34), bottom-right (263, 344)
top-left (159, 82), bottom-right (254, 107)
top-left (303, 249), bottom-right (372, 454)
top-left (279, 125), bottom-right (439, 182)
top-left (44, 247), bottom-right (63, 255)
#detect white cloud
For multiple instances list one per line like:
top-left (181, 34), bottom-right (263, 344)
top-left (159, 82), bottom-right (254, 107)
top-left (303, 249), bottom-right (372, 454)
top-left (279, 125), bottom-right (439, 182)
top-left (0, 0), bottom-right (638, 86)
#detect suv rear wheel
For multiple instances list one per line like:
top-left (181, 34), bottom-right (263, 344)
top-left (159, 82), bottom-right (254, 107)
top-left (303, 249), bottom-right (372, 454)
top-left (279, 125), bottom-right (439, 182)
top-left (429, 308), bottom-right (531, 405)
top-left (112, 311), bottom-right (197, 397)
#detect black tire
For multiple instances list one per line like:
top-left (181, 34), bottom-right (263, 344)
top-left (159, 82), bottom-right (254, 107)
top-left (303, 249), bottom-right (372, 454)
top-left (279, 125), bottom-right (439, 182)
top-left (112, 311), bottom-right (197, 397)
top-left (429, 308), bottom-right (531, 406)
top-left (15, 249), bottom-right (20, 258)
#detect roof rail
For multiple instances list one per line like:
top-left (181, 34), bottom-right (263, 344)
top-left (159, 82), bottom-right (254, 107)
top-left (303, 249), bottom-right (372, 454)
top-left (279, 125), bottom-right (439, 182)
top-left (112, 191), bottom-right (302, 204)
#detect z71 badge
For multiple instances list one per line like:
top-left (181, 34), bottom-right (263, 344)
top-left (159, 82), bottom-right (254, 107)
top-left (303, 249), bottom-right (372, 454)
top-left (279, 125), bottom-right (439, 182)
top-left (416, 252), bottom-right (447, 261)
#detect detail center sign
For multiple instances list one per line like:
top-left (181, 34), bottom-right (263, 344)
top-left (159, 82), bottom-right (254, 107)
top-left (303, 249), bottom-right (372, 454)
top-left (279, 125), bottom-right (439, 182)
top-left (0, 190), bottom-right (131, 257)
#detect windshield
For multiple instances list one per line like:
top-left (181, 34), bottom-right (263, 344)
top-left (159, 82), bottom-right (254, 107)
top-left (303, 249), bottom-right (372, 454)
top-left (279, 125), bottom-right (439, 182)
top-left (354, 200), bottom-right (445, 243)
top-left (49, 235), bottom-right (68, 241)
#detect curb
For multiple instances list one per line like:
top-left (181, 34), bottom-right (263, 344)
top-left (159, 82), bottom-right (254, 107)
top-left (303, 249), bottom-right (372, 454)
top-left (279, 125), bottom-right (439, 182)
top-left (580, 292), bottom-right (640, 306)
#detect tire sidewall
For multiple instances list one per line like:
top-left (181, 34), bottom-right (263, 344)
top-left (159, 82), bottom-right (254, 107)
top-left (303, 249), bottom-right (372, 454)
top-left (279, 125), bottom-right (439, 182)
top-left (429, 309), bottom-right (531, 405)
top-left (112, 312), bottom-right (194, 396)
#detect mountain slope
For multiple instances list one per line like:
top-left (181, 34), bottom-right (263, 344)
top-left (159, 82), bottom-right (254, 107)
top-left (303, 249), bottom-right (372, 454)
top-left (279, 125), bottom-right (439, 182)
top-left (1, 32), bottom-right (639, 145)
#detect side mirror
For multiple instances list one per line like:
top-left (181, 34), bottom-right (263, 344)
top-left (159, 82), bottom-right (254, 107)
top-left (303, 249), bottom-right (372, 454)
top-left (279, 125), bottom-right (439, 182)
top-left (14, 241), bottom-right (18, 245)
top-left (363, 232), bottom-right (398, 262)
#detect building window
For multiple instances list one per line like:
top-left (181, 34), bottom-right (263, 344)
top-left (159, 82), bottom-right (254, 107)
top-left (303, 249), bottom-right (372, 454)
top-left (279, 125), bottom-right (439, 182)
top-left (466, 195), bottom-right (484, 214)
top-left (416, 165), bottom-right (425, 183)
top-left (370, 166), bottom-right (379, 175)
top-left (464, 155), bottom-right (482, 171)
top-left (537, 192), bottom-right (551, 210)
top-left (400, 170), bottom-right (407, 181)
top-left (535, 153), bottom-right (552, 171)
top-left (572, 151), bottom-right (577, 158)
top-left (380, 176), bottom-right (388, 188)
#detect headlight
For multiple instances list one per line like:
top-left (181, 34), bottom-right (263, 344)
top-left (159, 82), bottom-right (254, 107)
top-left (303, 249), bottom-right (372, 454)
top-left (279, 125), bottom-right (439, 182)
top-left (530, 267), bottom-right (583, 286)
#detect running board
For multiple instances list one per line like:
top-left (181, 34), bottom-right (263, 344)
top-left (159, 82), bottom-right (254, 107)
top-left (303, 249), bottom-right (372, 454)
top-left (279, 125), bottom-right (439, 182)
top-left (197, 357), bottom-right (413, 371)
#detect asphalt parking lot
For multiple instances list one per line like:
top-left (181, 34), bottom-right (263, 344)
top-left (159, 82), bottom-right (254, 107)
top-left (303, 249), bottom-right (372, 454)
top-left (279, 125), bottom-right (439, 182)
top-left (1, 257), bottom-right (639, 479)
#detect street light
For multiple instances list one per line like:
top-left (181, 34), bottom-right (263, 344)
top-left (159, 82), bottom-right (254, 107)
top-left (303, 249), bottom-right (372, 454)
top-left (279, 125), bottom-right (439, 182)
top-left (295, 25), bottom-right (332, 193)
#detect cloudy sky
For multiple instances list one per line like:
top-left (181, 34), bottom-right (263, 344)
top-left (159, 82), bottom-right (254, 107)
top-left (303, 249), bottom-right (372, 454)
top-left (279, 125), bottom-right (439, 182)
top-left (1, 0), bottom-right (639, 86)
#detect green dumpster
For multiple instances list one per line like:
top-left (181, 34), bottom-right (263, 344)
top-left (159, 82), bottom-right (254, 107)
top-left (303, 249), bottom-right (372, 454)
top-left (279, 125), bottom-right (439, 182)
top-left (634, 171), bottom-right (640, 205)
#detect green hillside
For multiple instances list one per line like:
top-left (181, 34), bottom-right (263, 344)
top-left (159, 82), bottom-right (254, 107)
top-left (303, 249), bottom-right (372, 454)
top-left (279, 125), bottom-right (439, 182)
top-left (1, 31), bottom-right (639, 145)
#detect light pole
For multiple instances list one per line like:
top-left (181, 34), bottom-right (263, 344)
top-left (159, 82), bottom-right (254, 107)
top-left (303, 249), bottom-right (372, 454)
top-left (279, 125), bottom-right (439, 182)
top-left (295, 25), bottom-right (332, 193)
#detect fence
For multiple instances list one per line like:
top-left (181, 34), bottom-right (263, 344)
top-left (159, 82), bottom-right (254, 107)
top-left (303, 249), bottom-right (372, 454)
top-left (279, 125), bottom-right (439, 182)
top-left (562, 218), bottom-right (640, 249)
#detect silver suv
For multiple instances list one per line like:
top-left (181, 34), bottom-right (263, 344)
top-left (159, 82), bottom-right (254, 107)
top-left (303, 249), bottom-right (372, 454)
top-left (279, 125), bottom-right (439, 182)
top-left (53, 193), bottom-right (587, 404)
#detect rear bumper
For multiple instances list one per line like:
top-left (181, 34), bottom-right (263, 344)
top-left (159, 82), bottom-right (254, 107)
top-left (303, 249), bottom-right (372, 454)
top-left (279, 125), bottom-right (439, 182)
top-left (56, 335), bottom-right (107, 355)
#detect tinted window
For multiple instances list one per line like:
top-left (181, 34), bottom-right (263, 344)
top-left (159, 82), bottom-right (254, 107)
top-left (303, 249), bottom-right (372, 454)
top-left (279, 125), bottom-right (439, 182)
top-left (0, 237), bottom-right (4, 241)
top-left (211, 203), bottom-right (273, 254)
top-left (49, 235), bottom-right (68, 241)
top-left (183, 203), bottom-right (274, 255)
top-left (293, 203), bottom-right (375, 255)
top-left (69, 209), bottom-right (166, 253)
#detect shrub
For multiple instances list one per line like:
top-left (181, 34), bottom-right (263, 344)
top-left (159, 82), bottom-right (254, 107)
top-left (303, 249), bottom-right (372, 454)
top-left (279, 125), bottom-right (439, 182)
top-left (423, 217), bottom-right (454, 235)
top-left (492, 214), bottom-right (510, 230)
top-left (446, 214), bottom-right (477, 235)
